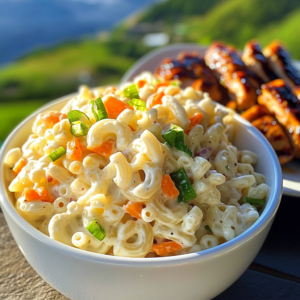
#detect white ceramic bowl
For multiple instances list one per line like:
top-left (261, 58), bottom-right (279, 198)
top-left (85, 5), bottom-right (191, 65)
top-left (0, 94), bottom-right (282, 300)
top-left (121, 43), bottom-right (300, 197)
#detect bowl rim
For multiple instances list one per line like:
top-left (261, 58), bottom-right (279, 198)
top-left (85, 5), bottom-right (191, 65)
top-left (0, 93), bottom-right (283, 267)
top-left (121, 43), bottom-right (209, 83)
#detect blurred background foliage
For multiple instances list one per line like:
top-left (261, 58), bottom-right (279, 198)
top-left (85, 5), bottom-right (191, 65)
top-left (1, 0), bottom-right (300, 142)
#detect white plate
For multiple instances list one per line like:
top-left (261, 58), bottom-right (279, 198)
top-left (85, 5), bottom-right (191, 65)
top-left (121, 43), bottom-right (300, 197)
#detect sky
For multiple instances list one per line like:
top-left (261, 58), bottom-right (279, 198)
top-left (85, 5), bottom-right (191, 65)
top-left (0, 0), bottom-right (160, 64)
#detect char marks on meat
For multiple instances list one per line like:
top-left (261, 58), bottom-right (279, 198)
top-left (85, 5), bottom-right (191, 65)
top-left (258, 79), bottom-right (300, 158)
top-left (155, 52), bottom-right (228, 103)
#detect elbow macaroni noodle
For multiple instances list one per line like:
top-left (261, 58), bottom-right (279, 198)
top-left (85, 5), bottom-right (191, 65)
top-left (4, 71), bottom-right (269, 258)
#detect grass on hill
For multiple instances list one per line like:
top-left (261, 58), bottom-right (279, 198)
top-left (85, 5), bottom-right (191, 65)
top-left (182, 0), bottom-right (300, 56)
top-left (0, 40), bottom-right (136, 103)
top-left (0, 100), bottom-right (49, 141)
top-left (257, 8), bottom-right (300, 59)
top-left (138, 0), bottom-right (223, 23)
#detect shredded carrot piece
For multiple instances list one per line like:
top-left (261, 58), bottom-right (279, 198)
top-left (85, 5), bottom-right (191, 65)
top-left (128, 125), bottom-right (135, 131)
top-left (152, 241), bottom-right (182, 256)
top-left (186, 113), bottom-right (203, 134)
top-left (125, 201), bottom-right (144, 219)
top-left (103, 86), bottom-right (116, 96)
top-left (12, 157), bottom-right (27, 175)
top-left (146, 91), bottom-right (165, 109)
top-left (137, 80), bottom-right (147, 89)
top-left (66, 138), bottom-right (82, 161)
top-left (88, 139), bottom-right (115, 158)
top-left (104, 96), bottom-right (134, 119)
top-left (161, 174), bottom-right (180, 199)
top-left (155, 81), bottom-right (170, 92)
top-left (24, 187), bottom-right (54, 203)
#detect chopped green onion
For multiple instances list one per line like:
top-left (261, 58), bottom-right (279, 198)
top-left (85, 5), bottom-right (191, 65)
top-left (205, 225), bottom-right (213, 234)
top-left (243, 197), bottom-right (266, 206)
top-left (124, 84), bottom-right (139, 99)
top-left (68, 110), bottom-right (91, 137)
top-left (225, 165), bottom-right (229, 170)
top-left (170, 82), bottom-right (178, 86)
top-left (68, 110), bottom-right (90, 124)
top-left (89, 98), bottom-right (108, 121)
top-left (70, 121), bottom-right (90, 137)
top-left (176, 143), bottom-right (193, 156)
top-left (162, 127), bottom-right (177, 147)
top-left (170, 167), bottom-right (197, 203)
top-left (128, 98), bottom-right (147, 111)
top-left (49, 146), bottom-right (66, 162)
top-left (162, 124), bottom-right (192, 157)
top-left (86, 219), bottom-right (106, 241)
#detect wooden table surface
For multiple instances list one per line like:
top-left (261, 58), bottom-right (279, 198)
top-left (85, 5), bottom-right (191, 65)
top-left (1, 195), bottom-right (300, 300)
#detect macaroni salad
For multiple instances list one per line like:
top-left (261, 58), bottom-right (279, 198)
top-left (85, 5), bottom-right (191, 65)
top-left (4, 72), bottom-right (269, 258)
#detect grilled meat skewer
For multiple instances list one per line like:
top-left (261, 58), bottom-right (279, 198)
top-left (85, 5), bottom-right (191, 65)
top-left (258, 79), bottom-right (300, 158)
top-left (205, 42), bottom-right (259, 111)
top-left (294, 86), bottom-right (300, 101)
top-left (155, 52), bottom-right (228, 103)
top-left (241, 105), bottom-right (294, 164)
top-left (252, 115), bottom-right (294, 165)
top-left (242, 40), bottom-right (278, 83)
top-left (263, 41), bottom-right (300, 88)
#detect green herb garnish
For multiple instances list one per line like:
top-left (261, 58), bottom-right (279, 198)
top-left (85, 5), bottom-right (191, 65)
top-left (124, 84), bottom-right (139, 99)
top-left (49, 146), bottom-right (66, 162)
top-left (89, 98), bottom-right (108, 121)
top-left (162, 124), bottom-right (192, 157)
top-left (86, 219), bottom-right (106, 241)
top-left (170, 168), bottom-right (197, 203)
top-left (205, 225), bottom-right (213, 234)
top-left (243, 197), bottom-right (266, 206)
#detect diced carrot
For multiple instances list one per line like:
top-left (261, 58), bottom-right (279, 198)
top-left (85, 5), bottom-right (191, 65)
top-left (152, 241), bottom-right (182, 256)
top-left (146, 91), bottom-right (165, 109)
top-left (37, 187), bottom-right (54, 203)
top-left (41, 112), bottom-right (63, 127)
top-left (24, 187), bottom-right (54, 203)
top-left (103, 86), bottom-right (116, 96)
top-left (161, 174), bottom-right (180, 199)
top-left (137, 80), bottom-right (147, 89)
top-left (186, 113), bottom-right (203, 134)
top-left (24, 188), bottom-right (40, 201)
top-left (66, 138), bottom-right (82, 161)
top-left (88, 139), bottom-right (115, 158)
top-left (104, 96), bottom-right (134, 119)
top-left (125, 201), bottom-right (144, 219)
top-left (12, 157), bottom-right (27, 175)
top-left (155, 81), bottom-right (170, 92)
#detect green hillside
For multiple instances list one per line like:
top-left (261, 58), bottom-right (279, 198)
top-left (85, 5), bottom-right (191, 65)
top-left (139, 0), bottom-right (223, 23)
top-left (135, 0), bottom-right (300, 54)
top-left (0, 40), bottom-right (136, 103)
top-left (258, 8), bottom-right (300, 59)
top-left (184, 0), bottom-right (300, 49)
top-left (0, 100), bottom-right (47, 141)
